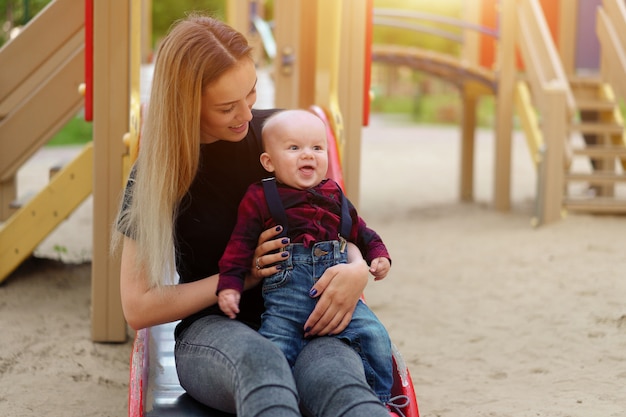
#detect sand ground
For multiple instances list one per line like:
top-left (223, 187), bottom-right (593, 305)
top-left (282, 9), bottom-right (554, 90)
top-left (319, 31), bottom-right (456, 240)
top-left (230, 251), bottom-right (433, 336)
top-left (1, 114), bottom-right (625, 417)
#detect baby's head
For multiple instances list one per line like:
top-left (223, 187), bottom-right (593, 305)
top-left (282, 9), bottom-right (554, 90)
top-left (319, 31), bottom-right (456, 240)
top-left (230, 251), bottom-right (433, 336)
top-left (260, 110), bottom-right (329, 190)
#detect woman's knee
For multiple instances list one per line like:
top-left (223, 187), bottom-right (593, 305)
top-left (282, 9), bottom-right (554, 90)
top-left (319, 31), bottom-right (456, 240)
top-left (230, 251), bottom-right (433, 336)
top-left (237, 334), bottom-right (294, 385)
top-left (294, 338), bottom-right (387, 417)
top-left (295, 337), bottom-right (364, 383)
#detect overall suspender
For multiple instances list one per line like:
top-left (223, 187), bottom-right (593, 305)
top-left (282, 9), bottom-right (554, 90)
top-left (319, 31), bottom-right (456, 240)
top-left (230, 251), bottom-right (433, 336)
top-left (261, 177), bottom-right (352, 241)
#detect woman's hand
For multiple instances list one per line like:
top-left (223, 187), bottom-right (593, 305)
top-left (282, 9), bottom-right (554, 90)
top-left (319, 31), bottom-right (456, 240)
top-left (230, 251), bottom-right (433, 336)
top-left (248, 225), bottom-right (290, 283)
top-left (303, 243), bottom-right (369, 338)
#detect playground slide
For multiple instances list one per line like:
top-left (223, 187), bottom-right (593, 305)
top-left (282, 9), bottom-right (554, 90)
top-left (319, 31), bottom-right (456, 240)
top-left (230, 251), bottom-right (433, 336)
top-left (127, 106), bottom-right (420, 417)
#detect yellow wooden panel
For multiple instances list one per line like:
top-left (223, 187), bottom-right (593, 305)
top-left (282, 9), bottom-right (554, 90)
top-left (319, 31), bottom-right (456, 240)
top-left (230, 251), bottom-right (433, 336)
top-left (0, 143), bottom-right (93, 282)
top-left (514, 81), bottom-right (543, 167)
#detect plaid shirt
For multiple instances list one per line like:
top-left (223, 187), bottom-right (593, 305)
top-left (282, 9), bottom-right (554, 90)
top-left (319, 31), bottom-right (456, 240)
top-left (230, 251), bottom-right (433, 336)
top-left (218, 178), bottom-right (390, 293)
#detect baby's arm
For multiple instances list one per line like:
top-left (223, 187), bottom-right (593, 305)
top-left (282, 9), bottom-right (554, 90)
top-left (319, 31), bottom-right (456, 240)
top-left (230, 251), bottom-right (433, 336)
top-left (218, 289), bottom-right (241, 319)
top-left (369, 257), bottom-right (391, 281)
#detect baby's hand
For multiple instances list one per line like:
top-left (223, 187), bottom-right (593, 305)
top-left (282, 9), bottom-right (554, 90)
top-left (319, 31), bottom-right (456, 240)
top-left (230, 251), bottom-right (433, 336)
top-left (369, 257), bottom-right (391, 281)
top-left (218, 289), bottom-right (241, 319)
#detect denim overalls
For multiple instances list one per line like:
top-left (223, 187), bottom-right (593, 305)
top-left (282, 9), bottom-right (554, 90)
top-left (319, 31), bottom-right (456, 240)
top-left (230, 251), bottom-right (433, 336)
top-left (258, 178), bottom-right (393, 403)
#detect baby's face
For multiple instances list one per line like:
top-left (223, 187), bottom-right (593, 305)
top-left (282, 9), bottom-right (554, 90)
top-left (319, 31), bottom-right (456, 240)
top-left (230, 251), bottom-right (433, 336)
top-left (263, 115), bottom-right (329, 190)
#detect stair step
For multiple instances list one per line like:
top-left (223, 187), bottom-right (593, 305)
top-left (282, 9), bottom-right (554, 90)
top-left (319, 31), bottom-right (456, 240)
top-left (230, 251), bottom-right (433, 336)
top-left (572, 145), bottom-right (626, 157)
top-left (564, 197), bottom-right (626, 214)
top-left (570, 122), bottom-right (624, 135)
top-left (575, 99), bottom-right (616, 112)
top-left (566, 172), bottom-right (626, 184)
top-left (569, 76), bottom-right (603, 87)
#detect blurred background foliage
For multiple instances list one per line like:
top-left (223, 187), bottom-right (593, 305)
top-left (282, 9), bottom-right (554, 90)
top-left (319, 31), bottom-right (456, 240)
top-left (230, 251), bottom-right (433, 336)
top-left (0, 0), bottom-right (50, 47)
top-left (151, 0), bottom-right (225, 47)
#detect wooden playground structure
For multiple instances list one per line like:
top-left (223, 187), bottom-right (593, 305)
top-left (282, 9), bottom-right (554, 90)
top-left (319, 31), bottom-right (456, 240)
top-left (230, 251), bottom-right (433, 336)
top-left (1, 0), bottom-right (625, 415)
top-left (0, 0), bottom-right (625, 397)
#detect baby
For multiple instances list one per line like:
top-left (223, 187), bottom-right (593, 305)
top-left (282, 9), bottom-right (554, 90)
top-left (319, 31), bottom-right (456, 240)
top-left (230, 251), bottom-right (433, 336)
top-left (217, 109), bottom-right (393, 403)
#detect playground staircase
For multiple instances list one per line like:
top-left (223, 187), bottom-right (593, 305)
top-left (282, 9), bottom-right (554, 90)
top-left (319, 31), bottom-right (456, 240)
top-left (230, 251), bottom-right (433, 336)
top-left (0, 0), bottom-right (90, 283)
top-left (565, 78), bottom-right (626, 213)
top-left (513, 0), bottom-right (626, 223)
top-left (516, 76), bottom-right (626, 218)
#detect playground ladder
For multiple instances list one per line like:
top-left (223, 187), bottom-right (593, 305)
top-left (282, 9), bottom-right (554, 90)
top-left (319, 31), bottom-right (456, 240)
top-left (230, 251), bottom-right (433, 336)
top-left (565, 78), bottom-right (626, 213)
top-left (513, 0), bottom-right (626, 224)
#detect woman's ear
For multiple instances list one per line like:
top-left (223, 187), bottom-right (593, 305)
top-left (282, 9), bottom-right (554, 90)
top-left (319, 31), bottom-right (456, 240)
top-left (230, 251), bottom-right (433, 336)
top-left (260, 152), bottom-right (274, 172)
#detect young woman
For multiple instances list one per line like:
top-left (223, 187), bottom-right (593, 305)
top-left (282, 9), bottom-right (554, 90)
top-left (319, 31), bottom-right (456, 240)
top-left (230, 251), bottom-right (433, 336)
top-left (113, 13), bottom-right (390, 417)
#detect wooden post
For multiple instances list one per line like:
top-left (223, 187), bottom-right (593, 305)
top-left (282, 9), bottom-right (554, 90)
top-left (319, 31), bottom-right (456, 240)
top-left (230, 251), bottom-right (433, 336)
top-left (493, 0), bottom-right (516, 211)
top-left (272, 0), bottom-right (317, 110)
top-left (539, 82), bottom-right (567, 224)
top-left (226, 0), bottom-right (250, 35)
top-left (297, 0), bottom-right (318, 109)
top-left (558, 0), bottom-right (578, 76)
top-left (91, 0), bottom-right (130, 342)
top-left (337, 0), bottom-right (367, 205)
top-left (460, 90), bottom-right (477, 201)
top-left (273, 0), bottom-right (303, 109)
top-left (462, 1), bottom-right (481, 66)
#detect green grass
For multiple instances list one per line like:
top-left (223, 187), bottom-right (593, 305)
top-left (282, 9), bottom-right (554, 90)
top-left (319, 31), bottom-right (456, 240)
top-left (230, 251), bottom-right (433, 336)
top-left (46, 115), bottom-right (92, 146)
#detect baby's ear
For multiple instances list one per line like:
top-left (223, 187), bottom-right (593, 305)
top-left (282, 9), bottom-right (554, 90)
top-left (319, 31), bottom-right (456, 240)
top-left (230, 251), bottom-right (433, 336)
top-left (260, 152), bottom-right (274, 172)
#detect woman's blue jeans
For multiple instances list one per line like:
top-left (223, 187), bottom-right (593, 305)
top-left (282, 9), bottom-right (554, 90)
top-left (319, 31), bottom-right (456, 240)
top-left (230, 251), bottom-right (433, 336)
top-left (175, 315), bottom-right (389, 417)
top-left (259, 240), bottom-right (393, 403)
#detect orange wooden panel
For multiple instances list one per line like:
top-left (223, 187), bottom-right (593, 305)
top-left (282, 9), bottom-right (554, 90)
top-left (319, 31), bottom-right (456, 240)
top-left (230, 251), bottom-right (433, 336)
top-left (480, 0), bottom-right (563, 71)
top-left (478, 0), bottom-right (497, 69)
top-left (539, 0), bottom-right (560, 44)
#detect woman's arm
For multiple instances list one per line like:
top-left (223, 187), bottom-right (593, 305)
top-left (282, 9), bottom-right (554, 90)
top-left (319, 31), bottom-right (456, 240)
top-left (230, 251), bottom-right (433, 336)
top-left (120, 226), bottom-right (284, 330)
top-left (119, 236), bottom-right (222, 330)
top-left (303, 242), bottom-right (369, 337)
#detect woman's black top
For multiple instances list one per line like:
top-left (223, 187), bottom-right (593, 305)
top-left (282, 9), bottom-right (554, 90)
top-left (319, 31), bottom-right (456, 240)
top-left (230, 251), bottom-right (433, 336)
top-left (121, 108), bottom-right (277, 337)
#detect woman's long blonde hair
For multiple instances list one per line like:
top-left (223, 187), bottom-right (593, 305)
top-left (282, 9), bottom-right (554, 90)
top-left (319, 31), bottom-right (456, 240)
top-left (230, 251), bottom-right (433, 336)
top-left (113, 13), bottom-right (253, 288)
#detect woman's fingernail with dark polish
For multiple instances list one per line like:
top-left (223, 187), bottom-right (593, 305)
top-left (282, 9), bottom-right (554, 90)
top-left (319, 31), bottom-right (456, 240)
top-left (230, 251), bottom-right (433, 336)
top-left (305, 327), bottom-right (311, 332)
top-left (309, 288), bottom-right (317, 297)
top-left (281, 238), bottom-right (289, 244)
top-left (276, 264), bottom-right (283, 270)
top-left (281, 251), bottom-right (289, 258)
top-left (276, 225), bottom-right (282, 232)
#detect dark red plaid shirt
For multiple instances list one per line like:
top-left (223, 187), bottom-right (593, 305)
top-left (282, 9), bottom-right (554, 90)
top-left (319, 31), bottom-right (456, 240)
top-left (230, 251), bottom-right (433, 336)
top-left (218, 178), bottom-right (390, 293)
